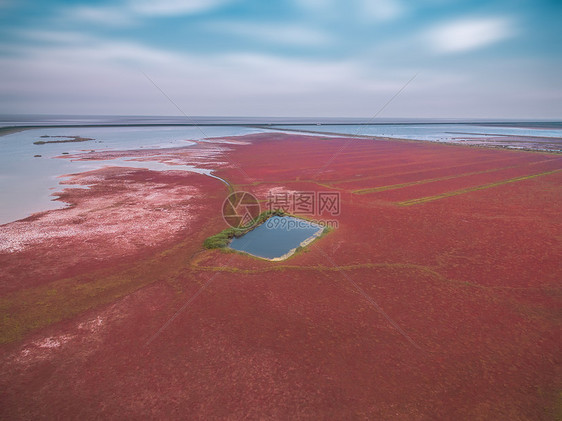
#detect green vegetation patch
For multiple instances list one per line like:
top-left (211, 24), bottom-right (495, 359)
top-left (203, 209), bottom-right (287, 249)
top-left (34, 135), bottom-right (94, 145)
top-left (0, 237), bottom-right (197, 344)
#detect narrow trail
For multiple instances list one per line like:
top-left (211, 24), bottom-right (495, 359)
top-left (207, 171), bottom-right (233, 193)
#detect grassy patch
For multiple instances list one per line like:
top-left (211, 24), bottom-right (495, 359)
top-left (0, 237), bottom-right (197, 344)
top-left (33, 135), bottom-right (94, 145)
top-left (203, 209), bottom-right (287, 249)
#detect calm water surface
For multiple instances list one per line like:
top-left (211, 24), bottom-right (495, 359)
top-left (0, 125), bottom-right (263, 225)
top-left (229, 216), bottom-right (322, 260)
top-left (272, 124), bottom-right (562, 141)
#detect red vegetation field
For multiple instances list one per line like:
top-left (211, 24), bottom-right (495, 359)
top-left (1, 133), bottom-right (561, 419)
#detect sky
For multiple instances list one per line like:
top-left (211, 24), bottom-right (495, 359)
top-left (0, 0), bottom-right (561, 119)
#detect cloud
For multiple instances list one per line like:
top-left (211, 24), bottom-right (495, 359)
top-left (293, 0), bottom-right (335, 12)
top-left (209, 22), bottom-right (333, 47)
top-left (426, 17), bottom-right (514, 54)
top-left (2, 2), bottom-right (556, 119)
top-left (65, 5), bottom-right (136, 26)
top-left (359, 0), bottom-right (404, 22)
top-left (13, 30), bottom-right (97, 45)
top-left (219, 52), bottom-right (362, 91)
top-left (0, 31), bottom-right (406, 116)
top-left (65, 0), bottom-right (234, 26)
top-left (3, 35), bottom-right (558, 118)
top-left (129, 0), bottom-right (232, 16)
top-left (293, 0), bottom-right (404, 22)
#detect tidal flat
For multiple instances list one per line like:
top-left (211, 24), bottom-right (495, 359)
top-left (1, 128), bottom-right (561, 419)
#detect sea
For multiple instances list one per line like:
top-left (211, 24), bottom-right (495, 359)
top-left (1, 115), bottom-right (561, 225)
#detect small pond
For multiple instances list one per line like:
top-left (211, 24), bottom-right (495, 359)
top-left (229, 215), bottom-right (323, 260)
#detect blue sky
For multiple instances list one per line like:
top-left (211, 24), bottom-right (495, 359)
top-left (0, 0), bottom-right (560, 118)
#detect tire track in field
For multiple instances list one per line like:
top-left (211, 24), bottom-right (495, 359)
top-left (353, 159), bottom-right (559, 195)
top-left (396, 169), bottom-right (561, 206)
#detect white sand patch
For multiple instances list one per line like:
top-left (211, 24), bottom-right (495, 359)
top-left (267, 186), bottom-right (298, 196)
top-left (78, 316), bottom-right (104, 333)
top-left (0, 182), bottom-right (199, 253)
top-left (253, 186), bottom-right (299, 200)
top-left (35, 334), bottom-right (74, 349)
top-left (16, 333), bottom-right (75, 363)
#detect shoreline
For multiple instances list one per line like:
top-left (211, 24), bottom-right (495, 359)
top-left (268, 227), bottom-right (324, 261)
top-left (253, 125), bottom-right (562, 154)
top-left (227, 217), bottom-right (325, 262)
top-left (0, 137), bottom-right (233, 226)
top-left (2, 122), bottom-right (560, 153)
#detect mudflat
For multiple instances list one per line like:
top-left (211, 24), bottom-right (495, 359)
top-left (1, 133), bottom-right (560, 419)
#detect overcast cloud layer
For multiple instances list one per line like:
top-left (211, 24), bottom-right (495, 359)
top-left (0, 0), bottom-right (560, 119)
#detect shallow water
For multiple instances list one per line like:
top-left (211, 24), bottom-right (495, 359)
top-left (229, 216), bottom-right (322, 260)
top-left (272, 123), bottom-right (562, 141)
top-left (0, 125), bottom-right (262, 225)
top-left (2, 120), bottom-right (560, 225)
